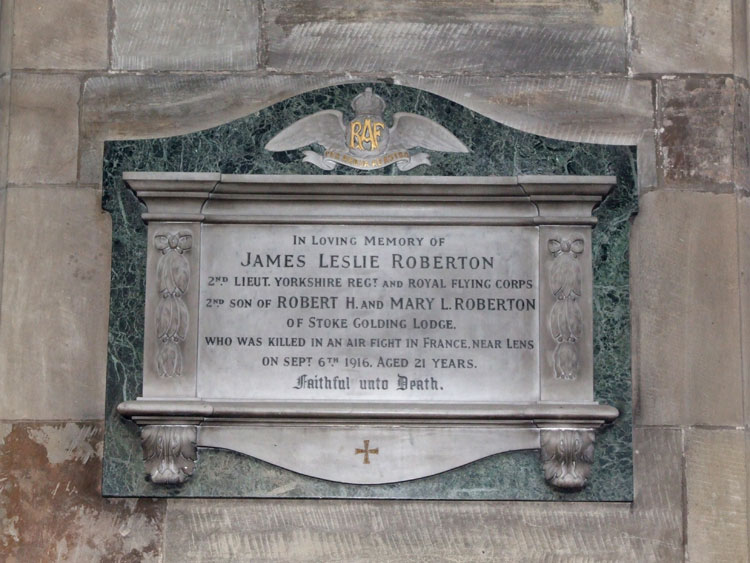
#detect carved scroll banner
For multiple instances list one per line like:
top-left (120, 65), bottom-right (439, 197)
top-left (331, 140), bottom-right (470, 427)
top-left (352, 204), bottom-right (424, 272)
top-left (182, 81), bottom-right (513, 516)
top-left (118, 173), bottom-right (618, 490)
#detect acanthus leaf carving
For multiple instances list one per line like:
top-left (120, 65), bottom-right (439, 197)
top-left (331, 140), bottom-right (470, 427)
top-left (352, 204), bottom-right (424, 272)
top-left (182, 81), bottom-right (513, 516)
top-left (540, 428), bottom-right (595, 489)
top-left (154, 230), bottom-right (192, 378)
top-left (141, 425), bottom-right (197, 484)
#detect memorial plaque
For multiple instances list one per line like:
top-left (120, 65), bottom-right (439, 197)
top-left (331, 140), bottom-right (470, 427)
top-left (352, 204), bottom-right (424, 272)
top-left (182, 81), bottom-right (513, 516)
top-left (198, 224), bottom-right (538, 403)
top-left (118, 173), bottom-right (618, 488)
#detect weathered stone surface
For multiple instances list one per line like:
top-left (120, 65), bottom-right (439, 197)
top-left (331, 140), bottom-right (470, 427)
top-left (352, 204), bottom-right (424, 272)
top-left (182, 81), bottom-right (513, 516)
top-left (163, 427), bottom-right (681, 562)
top-left (82, 73), bottom-right (350, 140)
top-left (733, 0), bottom-right (749, 80)
top-left (112, 0), bottom-right (259, 70)
top-left (0, 186), bottom-right (6, 310)
top-left (0, 0), bottom-right (10, 307)
top-left (78, 136), bottom-right (104, 187)
top-left (657, 77), bottom-right (735, 190)
top-left (402, 76), bottom-right (653, 145)
top-left (632, 190), bottom-right (742, 426)
top-left (8, 73), bottom-right (80, 184)
top-left (81, 73), bottom-right (652, 146)
top-left (0, 73), bottom-right (8, 187)
top-left (0, 422), bottom-right (165, 562)
top-left (686, 429), bottom-right (748, 562)
top-left (637, 131), bottom-right (658, 192)
top-left (0, 186), bottom-right (111, 420)
top-left (630, 0), bottom-right (733, 74)
top-left (738, 195), bottom-right (750, 425)
top-left (0, 0), bottom-right (13, 73)
top-left (265, 0), bottom-right (627, 75)
top-left (735, 81), bottom-right (750, 192)
top-left (12, 0), bottom-right (108, 70)
top-left (0, 73), bottom-right (9, 295)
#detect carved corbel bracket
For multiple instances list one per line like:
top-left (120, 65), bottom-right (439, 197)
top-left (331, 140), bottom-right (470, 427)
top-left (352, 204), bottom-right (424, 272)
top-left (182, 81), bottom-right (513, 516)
top-left (540, 428), bottom-right (595, 489)
top-left (141, 425), bottom-right (197, 484)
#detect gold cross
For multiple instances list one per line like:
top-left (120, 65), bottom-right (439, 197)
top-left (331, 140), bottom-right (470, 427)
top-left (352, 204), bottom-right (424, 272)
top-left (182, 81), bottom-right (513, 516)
top-left (354, 439), bottom-right (379, 464)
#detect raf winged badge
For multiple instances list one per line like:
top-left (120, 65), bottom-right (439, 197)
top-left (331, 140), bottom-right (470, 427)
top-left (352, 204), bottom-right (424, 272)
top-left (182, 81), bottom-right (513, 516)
top-left (265, 88), bottom-right (469, 171)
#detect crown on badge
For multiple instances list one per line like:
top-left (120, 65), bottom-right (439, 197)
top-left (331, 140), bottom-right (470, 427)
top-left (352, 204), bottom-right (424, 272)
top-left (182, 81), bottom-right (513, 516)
top-left (351, 87), bottom-right (386, 116)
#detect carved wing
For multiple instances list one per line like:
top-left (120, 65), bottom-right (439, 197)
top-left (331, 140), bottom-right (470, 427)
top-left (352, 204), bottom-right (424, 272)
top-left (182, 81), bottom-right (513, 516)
top-left (265, 110), bottom-right (347, 151)
top-left (389, 113), bottom-right (469, 153)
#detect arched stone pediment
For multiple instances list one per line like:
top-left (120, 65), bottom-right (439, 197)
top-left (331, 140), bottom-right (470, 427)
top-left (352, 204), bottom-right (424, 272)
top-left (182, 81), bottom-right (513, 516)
top-left (82, 74), bottom-right (653, 146)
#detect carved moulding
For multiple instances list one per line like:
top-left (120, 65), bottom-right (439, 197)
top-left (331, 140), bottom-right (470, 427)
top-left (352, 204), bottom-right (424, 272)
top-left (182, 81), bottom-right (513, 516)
top-left (117, 173), bottom-right (620, 491)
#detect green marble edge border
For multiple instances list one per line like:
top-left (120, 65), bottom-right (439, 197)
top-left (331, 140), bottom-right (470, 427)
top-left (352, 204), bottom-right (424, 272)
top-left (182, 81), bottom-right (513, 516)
top-left (102, 84), bottom-right (635, 500)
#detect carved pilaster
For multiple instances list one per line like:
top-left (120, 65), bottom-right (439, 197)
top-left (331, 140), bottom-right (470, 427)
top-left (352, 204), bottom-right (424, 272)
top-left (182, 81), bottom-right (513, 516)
top-left (154, 231), bottom-right (192, 378)
top-left (547, 237), bottom-right (584, 380)
top-left (141, 425), bottom-right (197, 484)
top-left (540, 428), bottom-right (595, 489)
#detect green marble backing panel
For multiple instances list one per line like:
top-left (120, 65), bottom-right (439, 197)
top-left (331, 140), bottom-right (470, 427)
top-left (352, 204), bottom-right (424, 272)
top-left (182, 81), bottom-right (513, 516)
top-left (102, 84), bottom-right (635, 500)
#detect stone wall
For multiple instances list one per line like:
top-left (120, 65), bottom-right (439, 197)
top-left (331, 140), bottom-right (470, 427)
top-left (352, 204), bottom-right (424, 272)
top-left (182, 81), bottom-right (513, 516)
top-left (0, 1), bottom-right (747, 561)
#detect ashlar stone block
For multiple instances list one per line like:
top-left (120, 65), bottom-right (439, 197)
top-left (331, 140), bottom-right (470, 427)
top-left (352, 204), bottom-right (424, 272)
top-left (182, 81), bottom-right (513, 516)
top-left (630, 0), bottom-right (733, 74)
top-left (162, 427), bottom-right (682, 562)
top-left (404, 75), bottom-right (653, 146)
top-left (12, 0), bottom-right (108, 70)
top-left (0, 186), bottom-right (111, 420)
top-left (81, 73), bottom-right (349, 140)
top-left (0, 423), bottom-right (165, 562)
top-left (632, 190), bottom-right (742, 426)
top-left (735, 81), bottom-right (750, 192)
top-left (112, 0), bottom-right (260, 70)
top-left (738, 194), bottom-right (750, 425)
top-left (0, 72), bottom-right (9, 187)
top-left (265, 0), bottom-right (627, 74)
top-left (8, 73), bottom-right (80, 185)
top-left (0, 0), bottom-right (13, 73)
top-left (732, 0), bottom-right (749, 80)
top-left (686, 429), bottom-right (748, 563)
top-left (657, 77), bottom-right (735, 190)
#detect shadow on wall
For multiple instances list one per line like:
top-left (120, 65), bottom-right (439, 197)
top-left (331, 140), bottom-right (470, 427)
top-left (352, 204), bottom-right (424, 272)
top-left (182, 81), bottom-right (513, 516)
top-left (101, 83), bottom-right (636, 500)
